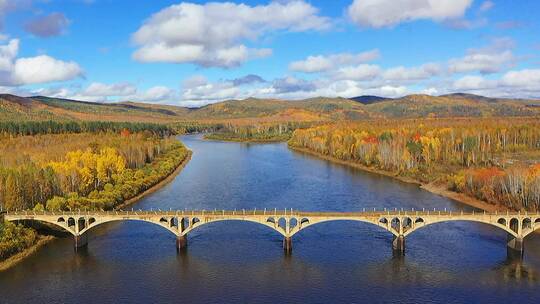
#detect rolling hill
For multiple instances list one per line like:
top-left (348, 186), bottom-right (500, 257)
top-left (1, 93), bottom-right (539, 124)
top-left (365, 94), bottom-right (540, 118)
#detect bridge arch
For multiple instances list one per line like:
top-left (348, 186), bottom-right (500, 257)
top-left (402, 218), bottom-right (518, 238)
top-left (288, 218), bottom-right (398, 237)
top-left (522, 218), bottom-right (540, 239)
top-left (179, 218), bottom-right (288, 237)
top-left (77, 218), bottom-right (180, 237)
top-left (7, 218), bottom-right (77, 236)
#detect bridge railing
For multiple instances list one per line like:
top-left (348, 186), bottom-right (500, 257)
top-left (2, 207), bottom-right (539, 218)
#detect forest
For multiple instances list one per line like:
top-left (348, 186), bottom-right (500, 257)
top-left (0, 120), bottom-right (173, 136)
top-left (204, 121), bottom-right (313, 142)
top-left (0, 130), bottom-right (190, 261)
top-left (289, 118), bottom-right (540, 211)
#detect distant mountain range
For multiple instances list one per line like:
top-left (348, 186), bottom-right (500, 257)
top-left (1, 93), bottom-right (539, 123)
top-left (349, 95), bottom-right (393, 104)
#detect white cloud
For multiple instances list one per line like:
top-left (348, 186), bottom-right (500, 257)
top-left (501, 69), bottom-right (540, 91)
top-left (37, 83), bottom-right (178, 104)
top-left (449, 51), bottom-right (514, 74)
top-left (31, 86), bottom-right (72, 98)
top-left (452, 69), bottom-right (540, 97)
top-left (383, 63), bottom-right (441, 81)
top-left (132, 1), bottom-right (330, 68)
top-left (12, 55), bottom-right (82, 85)
top-left (0, 38), bottom-right (17, 70)
top-left (82, 82), bottom-right (137, 96)
top-left (289, 49), bottom-right (380, 73)
top-left (332, 64), bottom-right (381, 81)
top-left (128, 86), bottom-right (175, 102)
top-left (448, 38), bottom-right (516, 74)
top-left (347, 0), bottom-right (473, 28)
top-left (181, 76), bottom-right (240, 104)
top-left (453, 75), bottom-right (494, 90)
top-left (421, 87), bottom-right (439, 95)
top-left (0, 39), bottom-right (83, 86)
top-left (182, 75), bottom-right (208, 89)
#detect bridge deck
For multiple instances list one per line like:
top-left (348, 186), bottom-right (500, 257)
top-left (3, 209), bottom-right (538, 217)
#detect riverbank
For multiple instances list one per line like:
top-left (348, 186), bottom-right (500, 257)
top-left (290, 146), bottom-right (504, 212)
top-left (0, 148), bottom-right (193, 272)
top-left (116, 150), bottom-right (192, 209)
top-left (0, 235), bottom-right (55, 272)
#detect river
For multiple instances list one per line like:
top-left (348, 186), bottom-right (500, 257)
top-left (1, 134), bottom-right (539, 303)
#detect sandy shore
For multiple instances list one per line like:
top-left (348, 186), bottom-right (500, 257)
top-left (290, 145), bottom-right (504, 212)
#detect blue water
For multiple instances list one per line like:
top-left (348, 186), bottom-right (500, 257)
top-left (1, 135), bottom-right (539, 303)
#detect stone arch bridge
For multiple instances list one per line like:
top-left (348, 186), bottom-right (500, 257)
top-left (2, 209), bottom-right (540, 256)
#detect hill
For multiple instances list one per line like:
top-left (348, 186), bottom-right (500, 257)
top-left (350, 95), bottom-right (393, 104)
top-left (1, 93), bottom-right (539, 124)
top-left (365, 94), bottom-right (540, 118)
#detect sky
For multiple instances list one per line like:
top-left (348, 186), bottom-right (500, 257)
top-left (0, 0), bottom-right (539, 106)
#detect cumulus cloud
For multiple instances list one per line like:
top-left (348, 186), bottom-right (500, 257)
top-left (449, 51), bottom-right (514, 74)
top-left (501, 69), bottom-right (540, 92)
top-left (24, 12), bottom-right (70, 37)
top-left (453, 75), bottom-right (494, 91)
top-left (0, 38), bottom-right (17, 70)
top-left (181, 76), bottom-right (240, 104)
top-left (347, 0), bottom-right (472, 28)
top-left (332, 64), bottom-right (381, 81)
top-left (129, 86), bottom-right (176, 102)
top-left (289, 49), bottom-right (380, 73)
top-left (81, 82), bottom-right (136, 96)
top-left (12, 55), bottom-right (82, 85)
top-left (39, 83), bottom-right (178, 103)
top-left (452, 69), bottom-right (540, 97)
top-left (0, 39), bottom-right (83, 86)
top-left (31, 86), bottom-right (72, 98)
top-left (383, 63), bottom-right (441, 81)
top-left (448, 38), bottom-right (516, 74)
top-left (132, 1), bottom-right (330, 68)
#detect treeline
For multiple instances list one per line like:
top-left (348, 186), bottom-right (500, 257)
top-left (289, 118), bottom-right (540, 211)
top-left (0, 133), bottom-right (189, 211)
top-left (205, 121), bottom-right (315, 142)
top-left (449, 166), bottom-right (540, 211)
top-left (0, 120), bottom-right (173, 136)
top-left (0, 221), bottom-right (37, 260)
top-left (170, 121), bottom-right (225, 134)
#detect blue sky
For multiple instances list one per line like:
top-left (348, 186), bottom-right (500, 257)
top-left (0, 0), bottom-right (539, 106)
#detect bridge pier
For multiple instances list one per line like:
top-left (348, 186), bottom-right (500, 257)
top-left (176, 235), bottom-right (188, 252)
top-left (73, 234), bottom-right (88, 251)
top-left (507, 235), bottom-right (524, 259)
top-left (283, 236), bottom-right (292, 254)
top-left (392, 235), bottom-right (405, 255)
